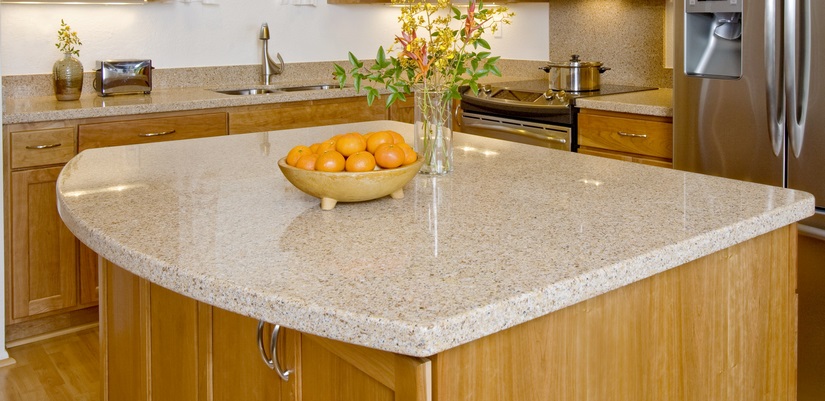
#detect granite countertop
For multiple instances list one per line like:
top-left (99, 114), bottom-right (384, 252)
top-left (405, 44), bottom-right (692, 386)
top-left (1, 81), bottom-right (362, 124)
top-left (55, 120), bottom-right (813, 357)
top-left (575, 88), bottom-right (674, 117)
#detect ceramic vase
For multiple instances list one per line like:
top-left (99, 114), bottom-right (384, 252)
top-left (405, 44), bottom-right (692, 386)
top-left (53, 53), bottom-right (83, 101)
top-left (413, 89), bottom-right (453, 175)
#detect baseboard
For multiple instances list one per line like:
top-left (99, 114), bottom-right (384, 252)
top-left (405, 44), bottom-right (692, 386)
top-left (5, 306), bottom-right (99, 345)
top-left (7, 322), bottom-right (99, 349)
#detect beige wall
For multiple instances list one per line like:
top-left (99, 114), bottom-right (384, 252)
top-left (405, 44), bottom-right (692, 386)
top-left (549, 0), bottom-right (673, 88)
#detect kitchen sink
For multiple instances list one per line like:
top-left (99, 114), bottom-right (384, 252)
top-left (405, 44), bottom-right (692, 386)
top-left (214, 88), bottom-right (279, 95)
top-left (213, 84), bottom-right (344, 96)
top-left (278, 84), bottom-right (341, 92)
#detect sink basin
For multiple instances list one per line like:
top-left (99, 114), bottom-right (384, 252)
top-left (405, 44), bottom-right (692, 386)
top-left (278, 84), bottom-right (341, 92)
top-left (214, 88), bottom-right (279, 96)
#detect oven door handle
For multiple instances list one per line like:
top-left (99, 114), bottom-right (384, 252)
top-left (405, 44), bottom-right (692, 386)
top-left (463, 122), bottom-right (568, 144)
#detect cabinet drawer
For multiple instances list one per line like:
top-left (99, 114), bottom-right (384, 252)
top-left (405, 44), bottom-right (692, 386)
top-left (578, 112), bottom-right (672, 159)
top-left (10, 127), bottom-right (76, 169)
top-left (78, 112), bottom-right (227, 151)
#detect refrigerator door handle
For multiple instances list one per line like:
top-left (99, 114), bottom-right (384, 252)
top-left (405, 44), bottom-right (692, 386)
top-left (767, 0), bottom-right (785, 157)
top-left (786, 0), bottom-right (811, 158)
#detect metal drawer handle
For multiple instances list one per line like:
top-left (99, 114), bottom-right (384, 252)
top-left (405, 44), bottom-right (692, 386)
top-left (617, 131), bottom-right (648, 139)
top-left (138, 129), bottom-right (176, 137)
top-left (257, 320), bottom-right (292, 381)
top-left (25, 143), bottom-right (62, 150)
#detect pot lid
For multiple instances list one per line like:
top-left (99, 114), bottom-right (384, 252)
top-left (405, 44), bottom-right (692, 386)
top-left (545, 54), bottom-right (603, 68)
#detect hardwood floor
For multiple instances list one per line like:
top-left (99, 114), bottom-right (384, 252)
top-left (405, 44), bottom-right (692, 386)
top-left (0, 327), bottom-right (99, 401)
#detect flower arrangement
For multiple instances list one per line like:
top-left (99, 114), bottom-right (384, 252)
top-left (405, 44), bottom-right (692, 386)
top-left (332, 0), bottom-right (514, 107)
top-left (333, 0), bottom-right (513, 175)
top-left (55, 19), bottom-right (82, 57)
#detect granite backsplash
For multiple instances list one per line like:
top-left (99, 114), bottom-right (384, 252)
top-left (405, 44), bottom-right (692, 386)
top-left (549, 0), bottom-right (673, 89)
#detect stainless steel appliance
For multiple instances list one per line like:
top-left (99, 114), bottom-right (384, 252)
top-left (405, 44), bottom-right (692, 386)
top-left (675, 0), bottom-right (824, 230)
top-left (93, 59), bottom-right (153, 96)
top-left (674, 1), bottom-right (825, 400)
top-left (459, 80), bottom-right (654, 151)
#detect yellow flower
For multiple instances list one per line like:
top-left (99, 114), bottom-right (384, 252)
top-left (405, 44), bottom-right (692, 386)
top-left (55, 19), bottom-right (82, 57)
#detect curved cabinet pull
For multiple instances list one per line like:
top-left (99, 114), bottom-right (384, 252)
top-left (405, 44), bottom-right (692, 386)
top-left (617, 131), bottom-right (648, 139)
top-left (138, 129), bottom-right (176, 138)
top-left (25, 143), bottom-right (62, 150)
top-left (257, 320), bottom-right (292, 381)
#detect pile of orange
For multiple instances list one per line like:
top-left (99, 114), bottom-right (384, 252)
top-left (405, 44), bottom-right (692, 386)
top-left (285, 130), bottom-right (417, 172)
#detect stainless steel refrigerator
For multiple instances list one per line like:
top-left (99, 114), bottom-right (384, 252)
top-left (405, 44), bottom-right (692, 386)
top-left (674, 1), bottom-right (824, 399)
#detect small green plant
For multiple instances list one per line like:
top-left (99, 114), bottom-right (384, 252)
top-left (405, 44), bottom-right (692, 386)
top-left (55, 19), bottom-right (82, 57)
top-left (333, 0), bottom-right (513, 108)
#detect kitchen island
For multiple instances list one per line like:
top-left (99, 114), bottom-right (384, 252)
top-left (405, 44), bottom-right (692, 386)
top-left (56, 120), bottom-right (813, 400)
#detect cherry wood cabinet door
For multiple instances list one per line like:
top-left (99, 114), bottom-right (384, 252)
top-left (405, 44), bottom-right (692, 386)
top-left (211, 307), bottom-right (290, 401)
top-left (10, 166), bottom-right (77, 319)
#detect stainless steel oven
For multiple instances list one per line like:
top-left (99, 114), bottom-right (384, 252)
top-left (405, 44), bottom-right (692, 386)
top-left (458, 80), bottom-right (655, 151)
top-left (460, 112), bottom-right (571, 151)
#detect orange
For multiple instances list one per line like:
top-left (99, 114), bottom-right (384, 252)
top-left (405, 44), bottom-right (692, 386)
top-left (345, 151), bottom-right (376, 172)
top-left (315, 150), bottom-right (346, 172)
top-left (373, 143), bottom-right (405, 169)
top-left (366, 131), bottom-right (394, 154)
top-left (397, 143), bottom-right (417, 165)
top-left (335, 132), bottom-right (367, 157)
top-left (294, 153), bottom-right (319, 170)
top-left (309, 143), bottom-right (321, 154)
top-left (286, 145), bottom-right (312, 166)
top-left (387, 130), bottom-right (405, 144)
top-left (316, 139), bottom-right (337, 154)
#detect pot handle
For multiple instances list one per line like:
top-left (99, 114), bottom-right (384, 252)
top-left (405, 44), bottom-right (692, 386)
top-left (539, 66), bottom-right (551, 73)
top-left (599, 67), bottom-right (611, 73)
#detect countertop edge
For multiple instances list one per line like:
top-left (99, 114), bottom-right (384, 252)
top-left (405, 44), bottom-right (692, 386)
top-left (56, 162), bottom-right (814, 357)
top-left (575, 88), bottom-right (674, 117)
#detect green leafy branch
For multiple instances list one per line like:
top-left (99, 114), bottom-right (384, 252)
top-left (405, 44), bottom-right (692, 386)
top-left (333, 0), bottom-right (512, 108)
top-left (55, 19), bottom-right (82, 57)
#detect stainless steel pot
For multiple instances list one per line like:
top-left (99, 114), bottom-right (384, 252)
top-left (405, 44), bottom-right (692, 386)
top-left (540, 55), bottom-right (610, 92)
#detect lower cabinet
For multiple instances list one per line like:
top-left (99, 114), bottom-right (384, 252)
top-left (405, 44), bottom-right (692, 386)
top-left (4, 97), bottom-right (399, 342)
top-left (100, 226), bottom-right (796, 401)
top-left (228, 97), bottom-right (388, 134)
top-left (9, 167), bottom-right (78, 319)
top-left (577, 108), bottom-right (673, 168)
top-left (100, 259), bottom-right (431, 401)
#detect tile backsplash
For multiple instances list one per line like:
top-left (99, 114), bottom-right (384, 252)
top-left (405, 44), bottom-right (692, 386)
top-left (549, 0), bottom-right (673, 88)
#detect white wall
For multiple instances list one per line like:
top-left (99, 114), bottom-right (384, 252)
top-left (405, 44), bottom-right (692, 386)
top-left (0, 1), bottom-right (549, 76)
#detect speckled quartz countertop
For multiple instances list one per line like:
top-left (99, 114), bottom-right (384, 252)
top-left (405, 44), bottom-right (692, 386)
top-left (56, 120), bottom-right (813, 357)
top-left (1, 82), bottom-right (362, 124)
top-left (575, 88), bottom-right (673, 117)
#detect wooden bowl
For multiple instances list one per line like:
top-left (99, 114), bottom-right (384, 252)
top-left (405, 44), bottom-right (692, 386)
top-left (278, 157), bottom-right (423, 210)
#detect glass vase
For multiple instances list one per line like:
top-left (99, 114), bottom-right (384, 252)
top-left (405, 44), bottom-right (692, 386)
top-left (414, 89), bottom-right (453, 175)
top-left (53, 53), bottom-right (83, 101)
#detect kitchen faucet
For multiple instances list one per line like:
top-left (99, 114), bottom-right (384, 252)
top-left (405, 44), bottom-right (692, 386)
top-left (259, 23), bottom-right (284, 85)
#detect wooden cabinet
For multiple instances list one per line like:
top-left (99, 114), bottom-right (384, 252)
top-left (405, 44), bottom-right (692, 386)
top-left (577, 109), bottom-right (673, 168)
top-left (3, 113), bottom-right (228, 341)
top-left (78, 112), bottom-right (228, 151)
top-left (9, 166), bottom-right (78, 320)
top-left (99, 225), bottom-right (796, 400)
top-left (4, 95), bottom-right (399, 341)
top-left (228, 97), bottom-right (387, 135)
top-left (9, 127), bottom-right (75, 169)
top-left (100, 259), bottom-right (431, 401)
